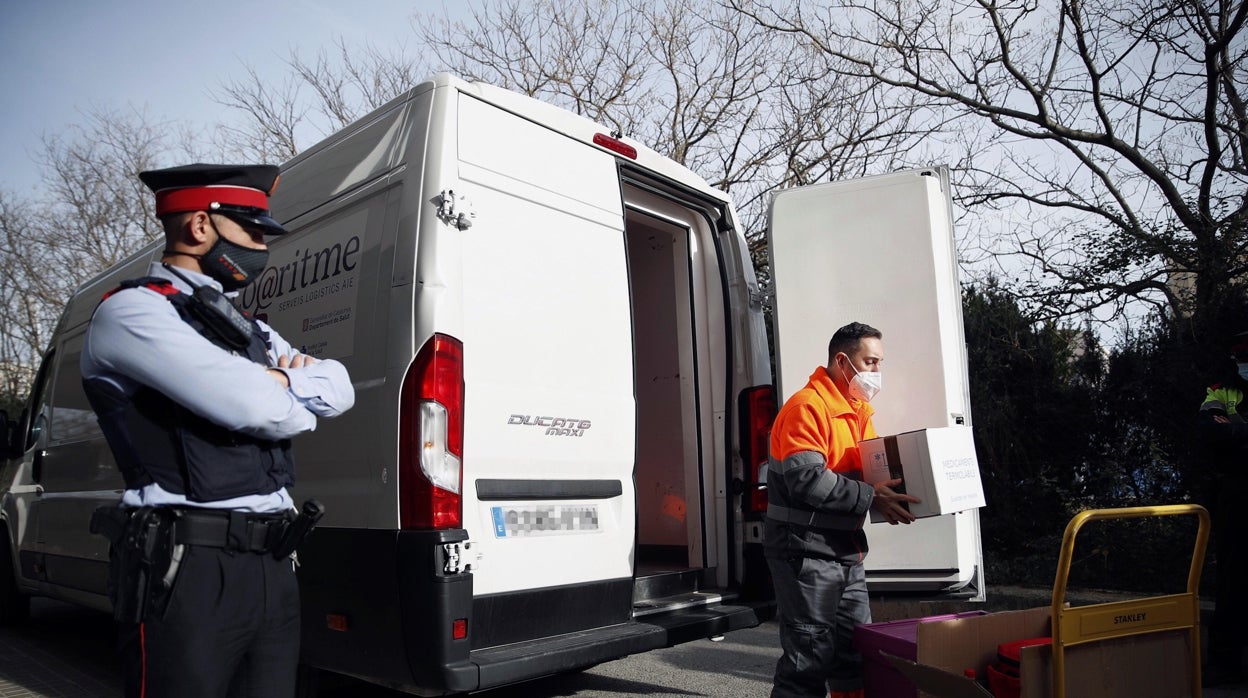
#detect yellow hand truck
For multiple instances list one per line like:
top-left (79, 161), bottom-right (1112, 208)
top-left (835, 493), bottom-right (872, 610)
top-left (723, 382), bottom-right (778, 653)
top-left (1050, 504), bottom-right (1210, 698)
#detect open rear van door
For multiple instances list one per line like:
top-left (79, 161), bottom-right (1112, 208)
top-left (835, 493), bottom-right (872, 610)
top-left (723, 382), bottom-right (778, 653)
top-left (767, 168), bottom-right (985, 597)
top-left (452, 92), bottom-right (640, 645)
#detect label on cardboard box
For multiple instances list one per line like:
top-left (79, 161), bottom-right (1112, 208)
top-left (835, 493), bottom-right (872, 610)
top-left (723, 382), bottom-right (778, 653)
top-left (860, 426), bottom-right (986, 522)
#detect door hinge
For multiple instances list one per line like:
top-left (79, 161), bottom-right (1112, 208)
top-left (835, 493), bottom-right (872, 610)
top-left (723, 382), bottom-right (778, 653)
top-left (748, 286), bottom-right (771, 310)
top-left (441, 541), bottom-right (481, 575)
top-left (435, 189), bottom-right (476, 231)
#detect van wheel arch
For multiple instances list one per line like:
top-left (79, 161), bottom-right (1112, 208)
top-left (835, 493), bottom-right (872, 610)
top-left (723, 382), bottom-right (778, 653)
top-left (0, 521), bottom-right (30, 625)
top-left (294, 661), bottom-right (320, 698)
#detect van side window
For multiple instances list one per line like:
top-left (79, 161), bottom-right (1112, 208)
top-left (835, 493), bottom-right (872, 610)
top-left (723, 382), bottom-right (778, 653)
top-left (22, 349), bottom-right (56, 453)
top-left (47, 333), bottom-right (97, 446)
top-left (41, 331), bottom-right (114, 491)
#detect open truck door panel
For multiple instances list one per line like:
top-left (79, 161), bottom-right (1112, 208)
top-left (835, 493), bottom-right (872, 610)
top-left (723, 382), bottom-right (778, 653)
top-left (0, 76), bottom-right (982, 696)
top-left (767, 168), bottom-right (985, 598)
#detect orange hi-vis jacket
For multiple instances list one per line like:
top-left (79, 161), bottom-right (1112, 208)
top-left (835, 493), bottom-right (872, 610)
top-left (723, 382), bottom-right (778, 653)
top-left (764, 366), bottom-right (877, 561)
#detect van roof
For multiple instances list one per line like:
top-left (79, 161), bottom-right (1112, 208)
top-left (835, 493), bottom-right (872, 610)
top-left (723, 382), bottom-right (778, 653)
top-left (67, 74), bottom-right (733, 323)
top-left (455, 76), bottom-right (729, 203)
top-left (278, 73), bottom-right (731, 209)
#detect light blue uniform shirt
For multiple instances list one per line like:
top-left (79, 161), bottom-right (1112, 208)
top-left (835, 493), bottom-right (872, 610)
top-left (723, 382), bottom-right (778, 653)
top-left (80, 262), bottom-right (355, 513)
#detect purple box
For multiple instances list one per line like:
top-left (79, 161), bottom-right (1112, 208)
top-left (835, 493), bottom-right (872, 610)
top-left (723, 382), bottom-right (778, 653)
top-left (854, 611), bottom-right (989, 698)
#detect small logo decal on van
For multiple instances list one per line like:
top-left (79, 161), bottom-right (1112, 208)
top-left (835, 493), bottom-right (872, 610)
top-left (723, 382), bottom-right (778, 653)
top-left (508, 414), bottom-right (592, 437)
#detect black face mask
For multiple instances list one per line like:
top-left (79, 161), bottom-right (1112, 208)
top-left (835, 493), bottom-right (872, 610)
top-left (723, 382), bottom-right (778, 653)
top-left (200, 226), bottom-right (269, 291)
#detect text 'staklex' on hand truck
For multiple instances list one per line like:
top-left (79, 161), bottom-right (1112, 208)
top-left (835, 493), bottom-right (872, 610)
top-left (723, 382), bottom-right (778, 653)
top-left (1050, 504), bottom-right (1210, 698)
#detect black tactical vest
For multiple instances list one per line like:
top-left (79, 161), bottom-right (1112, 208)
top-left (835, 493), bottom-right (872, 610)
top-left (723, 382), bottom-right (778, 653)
top-left (83, 277), bottom-right (295, 502)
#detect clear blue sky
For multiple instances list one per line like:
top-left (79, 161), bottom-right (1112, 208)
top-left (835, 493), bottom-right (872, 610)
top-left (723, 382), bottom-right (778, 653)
top-left (0, 0), bottom-right (458, 195)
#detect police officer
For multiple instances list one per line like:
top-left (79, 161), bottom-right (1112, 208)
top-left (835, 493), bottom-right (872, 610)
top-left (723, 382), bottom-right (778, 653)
top-left (765, 322), bottom-right (919, 698)
top-left (81, 164), bottom-right (355, 698)
top-left (1197, 331), bottom-right (1248, 687)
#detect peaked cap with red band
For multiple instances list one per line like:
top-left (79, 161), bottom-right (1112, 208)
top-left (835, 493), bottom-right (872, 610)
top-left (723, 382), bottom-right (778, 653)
top-left (139, 163), bottom-right (288, 236)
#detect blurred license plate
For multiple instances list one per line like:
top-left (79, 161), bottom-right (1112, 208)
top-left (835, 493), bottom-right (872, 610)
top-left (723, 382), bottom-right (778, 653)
top-left (491, 505), bottom-right (600, 538)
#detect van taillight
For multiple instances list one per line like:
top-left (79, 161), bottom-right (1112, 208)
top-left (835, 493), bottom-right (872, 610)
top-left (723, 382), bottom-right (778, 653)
top-left (740, 385), bottom-right (777, 514)
top-left (399, 334), bottom-right (464, 529)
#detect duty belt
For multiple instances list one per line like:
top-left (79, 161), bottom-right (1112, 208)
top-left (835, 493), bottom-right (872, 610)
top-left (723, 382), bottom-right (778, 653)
top-left (173, 508), bottom-right (292, 553)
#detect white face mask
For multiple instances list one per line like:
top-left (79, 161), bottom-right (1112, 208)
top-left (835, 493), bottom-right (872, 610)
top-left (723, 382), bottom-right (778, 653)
top-left (1238, 363), bottom-right (1248, 382)
top-left (840, 355), bottom-right (882, 402)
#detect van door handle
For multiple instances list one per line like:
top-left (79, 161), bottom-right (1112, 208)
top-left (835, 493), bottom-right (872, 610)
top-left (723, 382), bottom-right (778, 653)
top-left (32, 449), bottom-right (46, 484)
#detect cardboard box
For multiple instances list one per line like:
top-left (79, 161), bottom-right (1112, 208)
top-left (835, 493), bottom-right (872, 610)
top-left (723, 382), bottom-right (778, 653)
top-left (861, 607), bottom-right (1194, 698)
top-left (855, 611), bottom-right (988, 698)
top-left (859, 426), bottom-right (986, 523)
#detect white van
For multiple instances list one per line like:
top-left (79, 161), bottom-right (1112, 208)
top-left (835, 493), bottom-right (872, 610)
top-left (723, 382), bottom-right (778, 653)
top-left (0, 74), bottom-right (982, 694)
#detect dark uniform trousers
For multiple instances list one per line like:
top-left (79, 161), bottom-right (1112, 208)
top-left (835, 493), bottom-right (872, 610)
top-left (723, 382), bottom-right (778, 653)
top-left (118, 544), bottom-right (300, 698)
top-left (1209, 480), bottom-right (1248, 672)
top-left (767, 554), bottom-right (871, 697)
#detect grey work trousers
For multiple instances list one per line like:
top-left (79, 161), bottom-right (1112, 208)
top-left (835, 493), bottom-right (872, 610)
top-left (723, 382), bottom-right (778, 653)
top-left (768, 555), bottom-right (871, 697)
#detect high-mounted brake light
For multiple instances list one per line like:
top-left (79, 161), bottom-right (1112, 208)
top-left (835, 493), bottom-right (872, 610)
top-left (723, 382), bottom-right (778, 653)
top-left (740, 385), bottom-right (777, 514)
top-left (399, 334), bottom-right (465, 529)
top-left (593, 132), bottom-right (638, 160)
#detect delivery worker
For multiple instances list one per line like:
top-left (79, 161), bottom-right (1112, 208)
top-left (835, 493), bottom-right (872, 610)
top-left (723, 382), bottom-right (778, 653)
top-left (1196, 331), bottom-right (1248, 687)
top-left (81, 164), bottom-right (356, 698)
top-left (765, 322), bottom-right (920, 698)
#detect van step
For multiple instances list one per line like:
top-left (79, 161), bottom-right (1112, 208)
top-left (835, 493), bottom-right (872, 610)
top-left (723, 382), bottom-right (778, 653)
top-left (633, 569), bottom-right (700, 602)
top-left (471, 622), bottom-right (665, 690)
top-left (633, 590), bottom-right (725, 618)
top-left (642, 600), bottom-right (766, 646)
top-left (469, 600), bottom-right (768, 690)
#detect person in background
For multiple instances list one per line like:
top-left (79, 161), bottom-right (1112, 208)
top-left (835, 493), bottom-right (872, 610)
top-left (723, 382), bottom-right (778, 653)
top-left (1196, 331), bottom-right (1248, 688)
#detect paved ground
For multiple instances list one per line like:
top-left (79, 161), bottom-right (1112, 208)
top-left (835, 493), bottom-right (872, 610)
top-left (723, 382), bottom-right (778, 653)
top-left (0, 592), bottom-right (1244, 697)
top-left (0, 600), bottom-right (118, 697)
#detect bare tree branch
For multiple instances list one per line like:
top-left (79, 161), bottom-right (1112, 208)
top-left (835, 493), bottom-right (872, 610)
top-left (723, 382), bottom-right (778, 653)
top-left (417, 0), bottom-right (941, 239)
top-left (0, 106), bottom-right (190, 405)
top-left (734, 0), bottom-right (1248, 342)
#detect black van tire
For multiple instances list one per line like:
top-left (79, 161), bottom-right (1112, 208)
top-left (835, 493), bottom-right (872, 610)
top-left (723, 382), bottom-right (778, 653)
top-left (0, 527), bottom-right (30, 625)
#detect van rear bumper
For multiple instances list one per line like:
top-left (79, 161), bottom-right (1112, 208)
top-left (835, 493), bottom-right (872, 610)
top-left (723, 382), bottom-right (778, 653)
top-left (470, 601), bottom-right (766, 691)
top-left (299, 527), bottom-right (768, 694)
